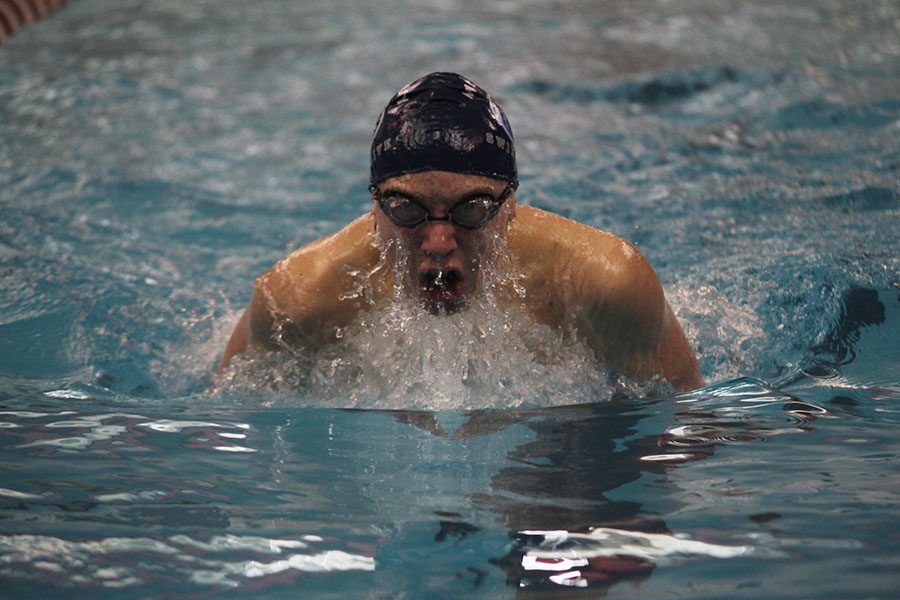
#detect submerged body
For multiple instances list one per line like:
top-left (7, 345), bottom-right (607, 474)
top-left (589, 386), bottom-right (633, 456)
top-left (221, 173), bottom-right (702, 391)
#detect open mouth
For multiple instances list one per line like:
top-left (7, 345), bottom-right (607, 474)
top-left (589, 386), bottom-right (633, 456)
top-left (419, 269), bottom-right (465, 314)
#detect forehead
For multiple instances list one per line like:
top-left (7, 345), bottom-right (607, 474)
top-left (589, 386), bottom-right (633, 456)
top-left (378, 171), bottom-right (507, 200)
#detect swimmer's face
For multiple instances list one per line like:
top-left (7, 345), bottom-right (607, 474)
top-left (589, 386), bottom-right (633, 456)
top-left (372, 171), bottom-right (516, 314)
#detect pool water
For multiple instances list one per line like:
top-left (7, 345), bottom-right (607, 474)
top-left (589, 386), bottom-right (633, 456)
top-left (1, 0), bottom-right (898, 597)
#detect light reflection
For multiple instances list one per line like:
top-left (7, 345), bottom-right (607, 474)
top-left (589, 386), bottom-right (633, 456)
top-left (4, 411), bottom-right (255, 454)
top-left (517, 527), bottom-right (761, 589)
top-left (137, 419), bottom-right (249, 433)
top-left (43, 389), bottom-right (91, 399)
top-left (212, 445), bottom-right (257, 453)
top-left (95, 490), bottom-right (168, 503)
top-left (640, 452), bottom-right (700, 462)
top-left (549, 569), bottom-right (587, 587)
top-left (0, 533), bottom-right (375, 588)
top-left (0, 487), bottom-right (43, 500)
top-left (0, 411), bottom-right (77, 418)
top-left (656, 383), bottom-right (830, 462)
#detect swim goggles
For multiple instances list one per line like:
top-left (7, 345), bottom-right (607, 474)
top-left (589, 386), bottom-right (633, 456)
top-left (372, 185), bottom-right (512, 229)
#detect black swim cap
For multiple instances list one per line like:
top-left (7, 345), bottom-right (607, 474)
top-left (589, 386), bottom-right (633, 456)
top-left (370, 72), bottom-right (517, 188)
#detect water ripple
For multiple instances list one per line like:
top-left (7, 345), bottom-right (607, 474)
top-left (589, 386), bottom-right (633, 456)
top-left (1, 410), bottom-right (255, 454)
top-left (506, 526), bottom-right (785, 590)
top-left (0, 533), bottom-right (374, 589)
top-left (640, 378), bottom-right (835, 462)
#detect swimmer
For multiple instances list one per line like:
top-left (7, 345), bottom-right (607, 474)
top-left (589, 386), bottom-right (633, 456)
top-left (221, 72), bottom-right (703, 391)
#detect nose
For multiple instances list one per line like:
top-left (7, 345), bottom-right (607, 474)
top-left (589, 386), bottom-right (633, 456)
top-left (420, 220), bottom-right (458, 262)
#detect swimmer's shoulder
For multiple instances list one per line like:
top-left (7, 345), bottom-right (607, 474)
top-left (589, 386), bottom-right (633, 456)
top-left (509, 205), bottom-right (655, 293)
top-left (257, 212), bottom-right (381, 317)
top-left (222, 214), bottom-right (380, 366)
top-left (509, 206), bottom-right (697, 387)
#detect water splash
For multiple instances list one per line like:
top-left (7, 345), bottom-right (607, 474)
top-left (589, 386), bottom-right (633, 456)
top-left (214, 228), bottom-right (640, 409)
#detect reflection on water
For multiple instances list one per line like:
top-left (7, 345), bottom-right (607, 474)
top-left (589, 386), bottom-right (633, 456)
top-left (0, 532), bottom-right (374, 589)
top-left (510, 527), bottom-right (756, 590)
top-left (457, 379), bottom-right (841, 594)
top-left (0, 404), bottom-right (253, 454)
top-left (0, 376), bottom-right (894, 596)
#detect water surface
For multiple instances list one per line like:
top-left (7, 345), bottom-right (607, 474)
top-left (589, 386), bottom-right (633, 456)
top-left (0, 0), bottom-right (898, 597)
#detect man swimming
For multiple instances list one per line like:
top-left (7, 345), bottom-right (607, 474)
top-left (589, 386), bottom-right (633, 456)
top-left (221, 72), bottom-right (703, 391)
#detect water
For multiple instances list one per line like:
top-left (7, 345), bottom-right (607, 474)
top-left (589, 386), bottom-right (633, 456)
top-left (1, 0), bottom-right (898, 597)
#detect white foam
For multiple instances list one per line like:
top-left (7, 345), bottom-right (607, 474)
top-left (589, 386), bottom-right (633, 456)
top-left (215, 237), bottom-right (634, 409)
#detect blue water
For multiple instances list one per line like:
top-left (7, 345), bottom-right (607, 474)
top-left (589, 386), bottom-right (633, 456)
top-left (1, 0), bottom-right (898, 597)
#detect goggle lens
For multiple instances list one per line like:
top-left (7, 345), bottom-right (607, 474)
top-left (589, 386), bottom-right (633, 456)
top-left (383, 197), bottom-right (429, 226)
top-left (376, 187), bottom-right (510, 229)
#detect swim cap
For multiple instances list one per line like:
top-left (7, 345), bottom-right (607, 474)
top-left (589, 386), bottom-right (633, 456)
top-left (370, 72), bottom-right (518, 188)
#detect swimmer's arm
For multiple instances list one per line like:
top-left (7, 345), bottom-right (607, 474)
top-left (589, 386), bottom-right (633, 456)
top-left (219, 271), bottom-right (349, 369)
top-left (219, 267), bottom-right (353, 370)
top-left (219, 284), bottom-right (279, 369)
top-left (219, 213), bottom-right (381, 370)
top-left (649, 302), bottom-right (705, 391)
top-left (576, 246), bottom-right (703, 392)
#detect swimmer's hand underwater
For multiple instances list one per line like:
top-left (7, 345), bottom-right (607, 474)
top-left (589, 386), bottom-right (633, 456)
top-left (220, 73), bottom-right (703, 392)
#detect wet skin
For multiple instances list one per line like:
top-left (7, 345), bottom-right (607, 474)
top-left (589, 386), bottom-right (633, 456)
top-left (221, 171), bottom-right (703, 391)
top-left (371, 172), bottom-right (514, 314)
